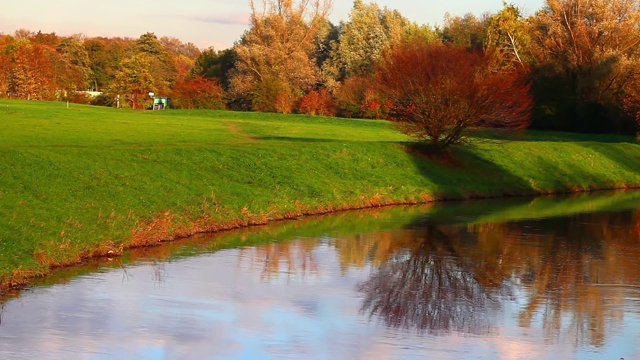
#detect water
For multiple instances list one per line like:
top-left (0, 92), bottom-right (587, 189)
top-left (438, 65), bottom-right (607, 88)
top-left (2, 192), bottom-right (640, 359)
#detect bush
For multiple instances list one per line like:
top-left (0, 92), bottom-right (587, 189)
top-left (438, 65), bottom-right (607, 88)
top-left (248, 76), bottom-right (297, 114)
top-left (376, 42), bottom-right (532, 149)
top-left (169, 77), bottom-right (227, 110)
top-left (333, 76), bottom-right (390, 119)
top-left (297, 89), bottom-right (336, 116)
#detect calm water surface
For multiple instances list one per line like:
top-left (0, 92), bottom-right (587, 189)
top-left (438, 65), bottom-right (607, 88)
top-left (2, 192), bottom-right (640, 359)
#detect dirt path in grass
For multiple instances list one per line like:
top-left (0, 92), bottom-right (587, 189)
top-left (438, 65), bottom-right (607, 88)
top-left (226, 122), bottom-right (258, 143)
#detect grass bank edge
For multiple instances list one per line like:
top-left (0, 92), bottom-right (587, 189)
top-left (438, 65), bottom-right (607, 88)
top-left (2, 100), bottom-right (640, 291)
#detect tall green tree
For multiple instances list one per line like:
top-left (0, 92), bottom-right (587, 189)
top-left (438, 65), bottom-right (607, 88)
top-left (135, 32), bottom-right (177, 94)
top-left (110, 53), bottom-right (156, 109)
top-left (190, 48), bottom-right (236, 89)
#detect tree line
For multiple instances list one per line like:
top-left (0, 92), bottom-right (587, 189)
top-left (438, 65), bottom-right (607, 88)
top-left (2, 0), bottom-right (640, 139)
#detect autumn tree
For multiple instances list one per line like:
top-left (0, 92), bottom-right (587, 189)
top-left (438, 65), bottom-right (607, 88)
top-left (324, 0), bottom-right (435, 81)
top-left (484, 3), bottom-right (533, 68)
top-left (55, 36), bottom-right (91, 93)
top-left (110, 53), bottom-right (156, 109)
top-left (441, 12), bottom-right (487, 51)
top-left (159, 36), bottom-right (200, 60)
top-left (0, 35), bottom-right (13, 96)
top-left (84, 37), bottom-right (134, 91)
top-left (297, 88), bottom-right (335, 115)
top-left (170, 76), bottom-right (227, 110)
top-left (530, 0), bottom-right (640, 133)
top-left (229, 0), bottom-right (332, 112)
top-left (375, 42), bottom-right (532, 150)
top-left (9, 40), bottom-right (61, 100)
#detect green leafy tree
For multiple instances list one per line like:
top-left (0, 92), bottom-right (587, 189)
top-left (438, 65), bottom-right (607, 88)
top-left (110, 53), bottom-right (156, 109)
top-left (135, 32), bottom-right (177, 94)
top-left (331, 0), bottom-right (389, 78)
top-left (190, 48), bottom-right (236, 88)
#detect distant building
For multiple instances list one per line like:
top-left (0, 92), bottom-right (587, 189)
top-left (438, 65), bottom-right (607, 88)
top-left (152, 96), bottom-right (170, 110)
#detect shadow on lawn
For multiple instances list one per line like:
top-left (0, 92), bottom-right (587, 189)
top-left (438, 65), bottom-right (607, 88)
top-left (404, 142), bottom-right (536, 199)
top-left (576, 142), bottom-right (640, 180)
top-left (471, 129), bottom-right (638, 144)
top-left (256, 136), bottom-right (401, 143)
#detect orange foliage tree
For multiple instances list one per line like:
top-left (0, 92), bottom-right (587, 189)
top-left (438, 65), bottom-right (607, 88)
top-left (297, 88), bottom-right (336, 116)
top-left (170, 76), bottom-right (227, 109)
top-left (375, 42), bottom-right (533, 149)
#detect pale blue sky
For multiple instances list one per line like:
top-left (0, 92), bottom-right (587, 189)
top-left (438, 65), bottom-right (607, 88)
top-left (1, 0), bottom-right (545, 50)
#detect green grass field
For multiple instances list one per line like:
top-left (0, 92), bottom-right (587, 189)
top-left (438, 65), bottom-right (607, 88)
top-left (1, 99), bottom-right (640, 289)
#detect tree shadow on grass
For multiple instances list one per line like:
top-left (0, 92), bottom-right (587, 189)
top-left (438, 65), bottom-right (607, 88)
top-left (404, 142), bottom-right (536, 199)
top-left (255, 136), bottom-right (337, 143)
top-left (403, 140), bottom-right (631, 198)
top-left (471, 129), bottom-right (637, 144)
top-left (575, 142), bottom-right (640, 182)
top-left (256, 136), bottom-right (401, 143)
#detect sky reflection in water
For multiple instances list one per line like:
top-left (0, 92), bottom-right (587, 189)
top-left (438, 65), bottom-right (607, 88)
top-left (1, 193), bottom-right (640, 359)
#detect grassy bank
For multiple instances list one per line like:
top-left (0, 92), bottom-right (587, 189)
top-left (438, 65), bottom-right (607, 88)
top-left (1, 99), bottom-right (640, 289)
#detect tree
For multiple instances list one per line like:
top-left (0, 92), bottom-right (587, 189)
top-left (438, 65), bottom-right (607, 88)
top-left (530, 0), bottom-right (640, 133)
top-left (110, 53), bottom-right (156, 109)
top-left (484, 3), bottom-right (533, 68)
top-left (159, 36), bottom-right (200, 60)
top-left (297, 88), bottom-right (335, 115)
top-left (325, 1), bottom-right (434, 80)
top-left (9, 40), bottom-right (60, 100)
top-left (441, 12), bottom-right (487, 51)
top-left (229, 0), bottom-right (332, 112)
top-left (56, 36), bottom-right (91, 92)
top-left (0, 36), bottom-right (13, 96)
top-left (375, 42), bottom-right (532, 149)
top-left (190, 47), bottom-right (236, 88)
top-left (84, 37), bottom-right (135, 91)
top-left (330, 0), bottom-right (388, 78)
top-left (135, 32), bottom-right (177, 95)
top-left (170, 76), bottom-right (227, 109)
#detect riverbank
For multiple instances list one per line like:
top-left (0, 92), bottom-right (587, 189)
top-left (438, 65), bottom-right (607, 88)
top-left (1, 99), bottom-right (640, 290)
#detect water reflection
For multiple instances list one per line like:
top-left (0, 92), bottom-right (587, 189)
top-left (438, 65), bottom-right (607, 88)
top-left (357, 226), bottom-right (502, 336)
top-left (1, 193), bottom-right (640, 359)
top-left (351, 208), bottom-right (640, 346)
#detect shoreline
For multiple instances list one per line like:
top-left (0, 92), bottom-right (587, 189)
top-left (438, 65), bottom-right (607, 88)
top-left (2, 185), bottom-right (639, 293)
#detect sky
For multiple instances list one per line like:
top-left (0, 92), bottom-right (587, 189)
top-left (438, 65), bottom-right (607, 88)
top-left (1, 0), bottom-right (545, 50)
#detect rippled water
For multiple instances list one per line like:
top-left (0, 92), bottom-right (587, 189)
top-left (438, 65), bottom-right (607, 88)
top-left (2, 192), bottom-right (640, 359)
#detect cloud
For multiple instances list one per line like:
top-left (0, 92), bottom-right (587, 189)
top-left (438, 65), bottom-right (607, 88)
top-left (188, 13), bottom-right (249, 26)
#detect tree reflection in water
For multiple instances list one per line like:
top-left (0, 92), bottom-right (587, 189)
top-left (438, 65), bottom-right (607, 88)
top-left (356, 208), bottom-right (640, 344)
top-left (233, 200), bottom-right (640, 346)
top-left (357, 225), bottom-right (504, 335)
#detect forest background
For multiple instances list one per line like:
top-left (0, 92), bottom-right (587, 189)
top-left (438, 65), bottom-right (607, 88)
top-left (2, 0), bottom-right (640, 136)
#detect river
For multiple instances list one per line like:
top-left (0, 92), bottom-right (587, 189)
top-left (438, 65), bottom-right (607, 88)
top-left (2, 191), bottom-right (640, 359)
